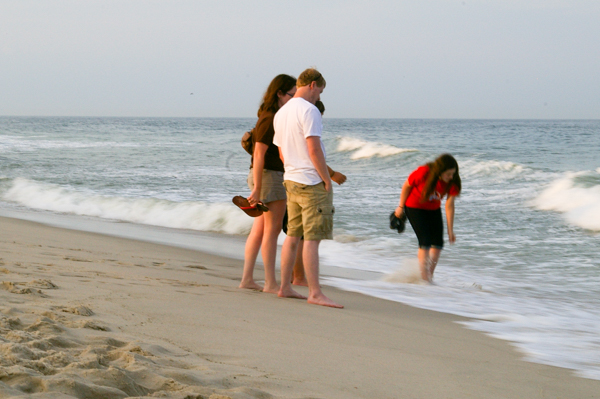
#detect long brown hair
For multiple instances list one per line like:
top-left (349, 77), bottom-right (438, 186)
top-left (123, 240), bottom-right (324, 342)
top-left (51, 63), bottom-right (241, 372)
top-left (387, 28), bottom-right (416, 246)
top-left (422, 154), bottom-right (462, 201)
top-left (258, 74), bottom-right (297, 116)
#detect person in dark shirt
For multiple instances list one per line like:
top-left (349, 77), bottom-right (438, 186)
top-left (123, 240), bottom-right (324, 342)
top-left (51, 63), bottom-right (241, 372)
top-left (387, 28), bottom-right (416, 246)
top-left (239, 74), bottom-right (297, 293)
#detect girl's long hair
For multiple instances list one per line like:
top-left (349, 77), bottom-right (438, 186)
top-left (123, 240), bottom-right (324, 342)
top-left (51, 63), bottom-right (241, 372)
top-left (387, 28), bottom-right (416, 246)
top-left (422, 154), bottom-right (462, 201)
top-left (258, 74), bottom-right (297, 116)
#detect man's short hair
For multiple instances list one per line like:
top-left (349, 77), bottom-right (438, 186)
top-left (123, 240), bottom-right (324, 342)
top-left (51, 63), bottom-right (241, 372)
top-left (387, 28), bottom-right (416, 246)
top-left (297, 68), bottom-right (326, 88)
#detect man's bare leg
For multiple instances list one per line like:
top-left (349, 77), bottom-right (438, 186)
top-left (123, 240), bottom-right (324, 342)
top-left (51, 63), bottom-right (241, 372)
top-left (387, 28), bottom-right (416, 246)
top-left (303, 240), bottom-right (343, 308)
top-left (291, 239), bottom-right (308, 286)
top-left (239, 216), bottom-right (264, 290)
top-left (428, 247), bottom-right (442, 280)
top-left (278, 235), bottom-right (307, 299)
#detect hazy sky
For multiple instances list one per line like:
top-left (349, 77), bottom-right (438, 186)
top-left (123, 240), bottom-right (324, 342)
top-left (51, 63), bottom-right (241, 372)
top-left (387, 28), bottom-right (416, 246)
top-left (1, 1), bottom-right (599, 119)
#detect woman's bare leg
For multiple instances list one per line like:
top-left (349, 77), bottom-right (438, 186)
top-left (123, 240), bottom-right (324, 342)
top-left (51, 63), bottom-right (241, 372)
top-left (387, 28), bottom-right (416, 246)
top-left (239, 215), bottom-right (264, 290)
top-left (428, 247), bottom-right (442, 280)
top-left (260, 199), bottom-right (286, 293)
top-left (417, 248), bottom-right (432, 282)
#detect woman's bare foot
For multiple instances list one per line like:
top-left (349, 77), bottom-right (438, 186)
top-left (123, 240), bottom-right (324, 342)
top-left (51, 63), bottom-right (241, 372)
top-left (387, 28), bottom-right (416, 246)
top-left (307, 293), bottom-right (343, 309)
top-left (239, 281), bottom-right (263, 291)
top-left (291, 277), bottom-right (308, 287)
top-left (262, 283), bottom-right (280, 294)
top-left (278, 287), bottom-right (307, 299)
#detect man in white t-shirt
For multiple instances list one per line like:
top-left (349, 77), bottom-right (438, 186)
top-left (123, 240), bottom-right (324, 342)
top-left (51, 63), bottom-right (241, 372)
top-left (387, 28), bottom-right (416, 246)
top-left (273, 68), bottom-right (343, 309)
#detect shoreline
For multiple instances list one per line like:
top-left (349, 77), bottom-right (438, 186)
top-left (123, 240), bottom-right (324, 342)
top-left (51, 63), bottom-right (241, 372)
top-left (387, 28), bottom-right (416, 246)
top-left (1, 215), bottom-right (599, 398)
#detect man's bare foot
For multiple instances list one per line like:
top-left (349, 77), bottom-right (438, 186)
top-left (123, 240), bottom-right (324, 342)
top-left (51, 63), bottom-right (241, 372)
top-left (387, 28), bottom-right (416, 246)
top-left (278, 287), bottom-right (307, 299)
top-left (308, 293), bottom-right (344, 309)
top-left (262, 283), bottom-right (279, 294)
top-left (239, 281), bottom-right (263, 291)
top-left (291, 277), bottom-right (308, 287)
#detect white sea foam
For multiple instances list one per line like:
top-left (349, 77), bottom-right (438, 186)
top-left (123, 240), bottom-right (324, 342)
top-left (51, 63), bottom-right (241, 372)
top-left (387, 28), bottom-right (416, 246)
top-left (1, 178), bottom-right (253, 235)
top-left (336, 137), bottom-right (417, 160)
top-left (323, 269), bottom-right (600, 381)
top-left (532, 171), bottom-right (600, 231)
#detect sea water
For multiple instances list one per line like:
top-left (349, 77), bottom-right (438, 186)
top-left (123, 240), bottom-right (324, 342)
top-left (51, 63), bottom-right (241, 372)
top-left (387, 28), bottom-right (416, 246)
top-left (1, 116), bottom-right (599, 379)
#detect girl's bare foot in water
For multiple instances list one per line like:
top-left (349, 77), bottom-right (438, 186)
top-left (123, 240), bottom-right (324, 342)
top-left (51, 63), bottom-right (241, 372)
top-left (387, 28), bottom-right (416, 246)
top-left (278, 287), bottom-right (307, 299)
top-left (239, 281), bottom-right (263, 291)
top-left (308, 293), bottom-right (344, 309)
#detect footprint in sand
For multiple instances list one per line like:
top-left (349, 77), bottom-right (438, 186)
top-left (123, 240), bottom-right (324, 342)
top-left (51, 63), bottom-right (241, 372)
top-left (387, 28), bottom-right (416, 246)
top-left (57, 305), bottom-right (95, 316)
top-left (63, 256), bottom-right (92, 262)
top-left (1, 281), bottom-right (48, 297)
top-left (0, 309), bottom-right (271, 398)
top-left (186, 265), bottom-right (208, 270)
top-left (27, 279), bottom-right (59, 289)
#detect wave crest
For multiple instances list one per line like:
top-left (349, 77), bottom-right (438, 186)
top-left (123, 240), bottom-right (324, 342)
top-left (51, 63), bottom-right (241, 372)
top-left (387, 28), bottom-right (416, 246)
top-left (532, 171), bottom-right (600, 231)
top-left (1, 178), bottom-right (253, 235)
top-left (336, 137), bottom-right (417, 160)
top-left (460, 159), bottom-right (529, 180)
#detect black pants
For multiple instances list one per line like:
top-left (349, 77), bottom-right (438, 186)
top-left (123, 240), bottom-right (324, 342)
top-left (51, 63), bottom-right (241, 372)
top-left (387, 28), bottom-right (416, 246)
top-left (405, 207), bottom-right (444, 249)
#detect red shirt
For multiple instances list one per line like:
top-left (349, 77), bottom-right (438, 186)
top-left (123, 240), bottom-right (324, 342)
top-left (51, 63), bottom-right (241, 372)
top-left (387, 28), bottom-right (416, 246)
top-left (405, 165), bottom-right (460, 210)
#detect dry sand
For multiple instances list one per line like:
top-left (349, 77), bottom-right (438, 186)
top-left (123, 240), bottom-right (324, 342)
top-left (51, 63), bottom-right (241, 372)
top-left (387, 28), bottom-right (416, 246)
top-left (1, 215), bottom-right (599, 399)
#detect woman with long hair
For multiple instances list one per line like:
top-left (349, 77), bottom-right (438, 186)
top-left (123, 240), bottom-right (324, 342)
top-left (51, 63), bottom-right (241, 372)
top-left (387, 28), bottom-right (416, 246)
top-left (239, 74), bottom-right (297, 292)
top-left (394, 154), bottom-right (462, 282)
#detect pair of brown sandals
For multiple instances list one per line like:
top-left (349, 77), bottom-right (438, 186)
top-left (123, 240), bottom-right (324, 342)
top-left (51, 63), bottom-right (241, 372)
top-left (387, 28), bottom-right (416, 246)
top-left (232, 196), bottom-right (269, 217)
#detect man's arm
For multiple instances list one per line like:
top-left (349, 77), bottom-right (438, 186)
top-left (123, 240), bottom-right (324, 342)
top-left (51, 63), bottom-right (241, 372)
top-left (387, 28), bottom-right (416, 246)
top-left (327, 165), bottom-right (346, 185)
top-left (306, 136), bottom-right (332, 191)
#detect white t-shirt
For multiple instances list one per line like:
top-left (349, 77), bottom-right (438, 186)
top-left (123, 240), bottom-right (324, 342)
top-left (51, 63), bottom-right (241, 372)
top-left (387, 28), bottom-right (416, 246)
top-left (273, 98), bottom-right (326, 185)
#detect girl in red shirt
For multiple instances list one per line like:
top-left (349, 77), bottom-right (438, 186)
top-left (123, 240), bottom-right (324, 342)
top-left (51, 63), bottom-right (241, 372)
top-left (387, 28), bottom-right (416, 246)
top-left (394, 154), bottom-right (462, 282)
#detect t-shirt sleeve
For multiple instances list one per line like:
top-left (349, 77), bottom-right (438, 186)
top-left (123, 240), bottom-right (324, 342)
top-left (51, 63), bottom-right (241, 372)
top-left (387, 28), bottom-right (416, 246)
top-left (407, 166), bottom-right (427, 187)
top-left (301, 106), bottom-right (323, 138)
top-left (448, 184), bottom-right (460, 196)
top-left (254, 112), bottom-right (275, 145)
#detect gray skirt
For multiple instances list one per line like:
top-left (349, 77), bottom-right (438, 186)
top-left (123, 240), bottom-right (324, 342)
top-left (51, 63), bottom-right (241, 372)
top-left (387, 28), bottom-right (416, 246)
top-left (247, 169), bottom-right (286, 204)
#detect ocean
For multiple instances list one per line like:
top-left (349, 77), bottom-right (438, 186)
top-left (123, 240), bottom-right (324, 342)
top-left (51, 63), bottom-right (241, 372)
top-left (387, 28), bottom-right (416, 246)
top-left (1, 116), bottom-right (599, 379)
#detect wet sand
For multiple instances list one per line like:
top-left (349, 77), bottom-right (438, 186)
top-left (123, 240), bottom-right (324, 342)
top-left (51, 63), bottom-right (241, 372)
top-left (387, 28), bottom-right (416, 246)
top-left (1, 215), bottom-right (599, 398)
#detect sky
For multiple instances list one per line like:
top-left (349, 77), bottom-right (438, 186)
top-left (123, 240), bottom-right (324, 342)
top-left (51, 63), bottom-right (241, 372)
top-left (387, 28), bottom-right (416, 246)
top-left (1, 0), bottom-right (599, 119)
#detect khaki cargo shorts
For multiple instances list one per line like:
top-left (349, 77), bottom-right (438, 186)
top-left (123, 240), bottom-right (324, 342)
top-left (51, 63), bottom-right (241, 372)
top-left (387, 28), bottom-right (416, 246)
top-left (283, 180), bottom-right (334, 241)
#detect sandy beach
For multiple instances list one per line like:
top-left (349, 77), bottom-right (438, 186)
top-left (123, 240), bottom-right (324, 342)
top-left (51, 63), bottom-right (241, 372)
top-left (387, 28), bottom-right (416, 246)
top-left (1, 215), bottom-right (598, 399)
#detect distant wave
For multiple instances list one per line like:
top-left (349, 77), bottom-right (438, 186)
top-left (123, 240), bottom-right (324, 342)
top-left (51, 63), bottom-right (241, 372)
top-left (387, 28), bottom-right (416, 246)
top-left (1, 178), bottom-right (253, 235)
top-left (336, 137), bottom-right (417, 160)
top-left (532, 171), bottom-right (600, 231)
top-left (459, 159), bottom-right (532, 182)
top-left (0, 137), bottom-right (139, 152)
top-left (462, 159), bottom-right (525, 174)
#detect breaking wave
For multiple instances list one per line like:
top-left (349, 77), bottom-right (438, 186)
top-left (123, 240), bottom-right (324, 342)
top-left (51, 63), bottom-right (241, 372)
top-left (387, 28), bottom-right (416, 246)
top-left (532, 170), bottom-right (600, 231)
top-left (1, 178), bottom-right (253, 235)
top-left (336, 137), bottom-right (417, 160)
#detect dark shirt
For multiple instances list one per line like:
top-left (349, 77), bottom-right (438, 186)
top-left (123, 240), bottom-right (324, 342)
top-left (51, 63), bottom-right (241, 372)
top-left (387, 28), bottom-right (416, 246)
top-left (250, 110), bottom-right (284, 172)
